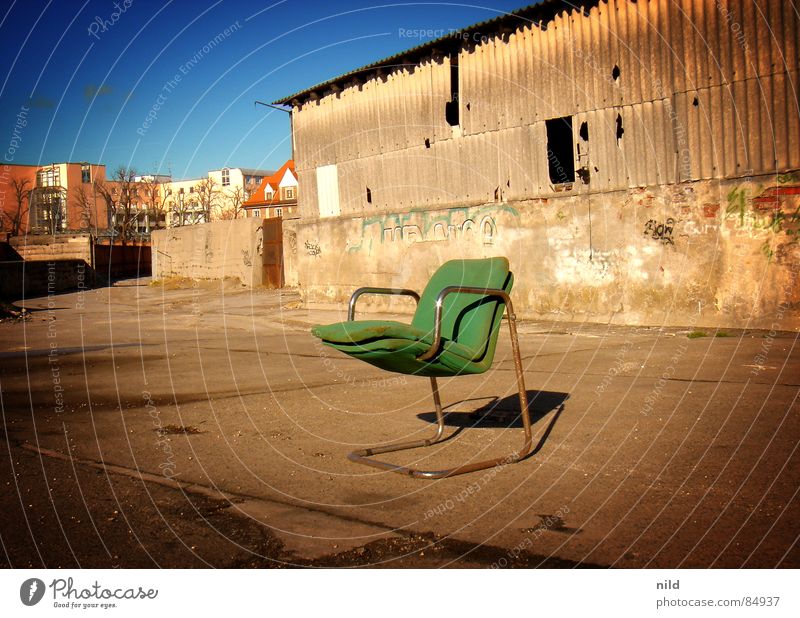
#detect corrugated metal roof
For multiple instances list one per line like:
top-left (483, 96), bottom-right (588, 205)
top-left (273, 0), bottom-right (594, 105)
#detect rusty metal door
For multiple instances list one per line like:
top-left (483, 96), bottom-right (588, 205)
top-left (262, 218), bottom-right (284, 288)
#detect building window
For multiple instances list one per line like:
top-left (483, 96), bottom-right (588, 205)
top-left (189, 186), bottom-right (194, 193)
top-left (445, 56), bottom-right (459, 127)
top-left (253, 209), bottom-right (261, 217)
top-left (545, 116), bottom-right (575, 185)
top-left (81, 164), bottom-right (91, 183)
top-left (265, 190), bottom-right (273, 201)
top-left (275, 208), bottom-right (282, 217)
top-left (284, 186), bottom-right (295, 200)
top-left (36, 167), bottom-right (58, 187)
top-left (221, 169), bottom-right (230, 186)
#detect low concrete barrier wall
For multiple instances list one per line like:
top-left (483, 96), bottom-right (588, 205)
top-left (151, 218), bottom-right (263, 286)
top-left (10, 234), bottom-right (93, 262)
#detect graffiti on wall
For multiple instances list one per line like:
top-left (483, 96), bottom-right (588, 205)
top-left (305, 240), bottom-right (322, 257)
top-left (643, 218), bottom-right (675, 245)
top-left (347, 204), bottom-right (519, 253)
top-left (725, 173), bottom-right (800, 259)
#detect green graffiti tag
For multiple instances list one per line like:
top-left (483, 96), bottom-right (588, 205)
top-left (347, 204), bottom-right (520, 253)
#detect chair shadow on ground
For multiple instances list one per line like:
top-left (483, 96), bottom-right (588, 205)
top-left (417, 390), bottom-right (568, 458)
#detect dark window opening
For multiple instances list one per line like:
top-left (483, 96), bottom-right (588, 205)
top-left (366, 187), bottom-right (372, 204)
top-left (615, 113), bottom-right (624, 144)
top-left (81, 164), bottom-right (91, 184)
top-left (545, 116), bottom-right (575, 185)
top-left (612, 65), bottom-right (621, 81)
top-left (445, 56), bottom-right (459, 126)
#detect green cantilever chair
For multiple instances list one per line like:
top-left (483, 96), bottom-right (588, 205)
top-left (311, 257), bottom-right (531, 479)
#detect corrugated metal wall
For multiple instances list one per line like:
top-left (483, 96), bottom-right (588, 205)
top-left (293, 0), bottom-right (800, 217)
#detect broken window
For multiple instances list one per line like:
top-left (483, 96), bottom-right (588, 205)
top-left (545, 116), bottom-right (575, 185)
top-left (445, 56), bottom-right (459, 126)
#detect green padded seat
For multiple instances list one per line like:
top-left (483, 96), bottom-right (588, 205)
top-left (312, 257), bottom-right (513, 377)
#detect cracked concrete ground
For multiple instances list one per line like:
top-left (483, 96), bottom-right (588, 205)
top-left (1, 278), bottom-right (798, 568)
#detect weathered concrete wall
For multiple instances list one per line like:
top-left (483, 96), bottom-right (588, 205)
top-left (0, 259), bottom-right (90, 300)
top-left (10, 234), bottom-right (93, 263)
top-left (151, 218), bottom-right (264, 286)
top-left (284, 173), bottom-right (800, 330)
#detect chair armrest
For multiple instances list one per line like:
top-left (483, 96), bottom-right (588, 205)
top-left (348, 287), bottom-right (420, 321)
top-left (416, 286), bottom-right (514, 362)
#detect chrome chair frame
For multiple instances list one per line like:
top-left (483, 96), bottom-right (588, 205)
top-left (346, 286), bottom-right (531, 479)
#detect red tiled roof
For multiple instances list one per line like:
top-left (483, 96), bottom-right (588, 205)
top-left (243, 159), bottom-right (296, 208)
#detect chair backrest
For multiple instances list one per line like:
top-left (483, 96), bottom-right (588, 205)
top-left (411, 257), bottom-right (513, 361)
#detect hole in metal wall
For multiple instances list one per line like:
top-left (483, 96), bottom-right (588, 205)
top-left (424, 138), bottom-right (431, 148)
top-left (366, 187), bottom-right (372, 204)
top-left (445, 56), bottom-right (460, 126)
top-left (612, 65), bottom-right (620, 81)
top-left (545, 115), bottom-right (576, 185)
top-left (615, 113), bottom-right (624, 145)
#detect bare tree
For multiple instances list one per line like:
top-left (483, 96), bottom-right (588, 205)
top-left (139, 176), bottom-right (168, 231)
top-left (3, 177), bottom-right (32, 236)
top-left (95, 166), bottom-right (138, 244)
top-left (71, 184), bottom-right (95, 231)
top-left (218, 186), bottom-right (246, 220)
top-left (193, 176), bottom-right (219, 222)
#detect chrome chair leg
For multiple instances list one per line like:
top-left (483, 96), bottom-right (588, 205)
top-left (347, 315), bottom-right (533, 479)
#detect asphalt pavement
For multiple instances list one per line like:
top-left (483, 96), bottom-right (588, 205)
top-left (1, 277), bottom-right (798, 568)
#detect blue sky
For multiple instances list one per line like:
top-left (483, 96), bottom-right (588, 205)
top-left (0, 0), bottom-right (525, 179)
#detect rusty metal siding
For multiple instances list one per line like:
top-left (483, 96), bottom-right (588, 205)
top-left (290, 0), bottom-right (800, 217)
